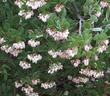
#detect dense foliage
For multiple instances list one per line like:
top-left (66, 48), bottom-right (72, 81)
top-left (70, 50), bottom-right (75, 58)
top-left (0, 0), bottom-right (110, 96)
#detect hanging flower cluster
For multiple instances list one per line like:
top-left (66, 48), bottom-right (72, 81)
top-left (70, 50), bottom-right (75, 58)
top-left (15, 80), bottom-right (23, 88)
top-left (27, 53), bottom-right (42, 63)
top-left (26, 0), bottom-right (46, 10)
top-left (84, 44), bottom-right (92, 52)
top-left (22, 85), bottom-right (39, 96)
top-left (54, 4), bottom-right (64, 13)
top-left (18, 10), bottom-right (34, 20)
top-left (15, 0), bottom-right (47, 19)
top-left (100, 1), bottom-right (108, 8)
top-left (48, 47), bottom-right (78, 59)
top-left (0, 37), bottom-right (6, 45)
top-left (38, 13), bottom-right (50, 22)
top-left (15, 79), bottom-right (40, 96)
top-left (46, 28), bottom-right (69, 41)
top-left (94, 0), bottom-right (109, 17)
top-left (19, 61), bottom-right (31, 69)
top-left (41, 82), bottom-right (56, 89)
top-left (71, 58), bottom-right (90, 67)
top-left (28, 39), bottom-right (40, 47)
top-left (48, 63), bottom-right (63, 74)
top-left (79, 68), bottom-right (104, 78)
top-left (32, 79), bottom-right (41, 85)
top-left (1, 41), bottom-right (25, 57)
top-left (97, 39), bottom-right (109, 53)
top-left (72, 77), bottom-right (89, 84)
top-left (71, 59), bottom-right (81, 67)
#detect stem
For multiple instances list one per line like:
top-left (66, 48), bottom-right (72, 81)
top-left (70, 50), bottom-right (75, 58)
top-left (72, 1), bottom-right (84, 35)
top-left (79, 19), bottom-right (82, 35)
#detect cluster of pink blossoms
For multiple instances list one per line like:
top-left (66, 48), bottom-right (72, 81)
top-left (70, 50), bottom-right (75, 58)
top-left (27, 53), bottom-right (42, 63)
top-left (54, 4), bottom-right (64, 13)
top-left (48, 63), bottom-right (63, 74)
top-left (71, 58), bottom-right (90, 67)
top-left (15, 80), bottom-right (56, 94)
top-left (19, 61), bottom-right (31, 69)
top-left (41, 82), bottom-right (56, 89)
top-left (15, 81), bottom-right (39, 96)
top-left (46, 28), bottom-right (70, 41)
top-left (79, 68), bottom-right (104, 78)
top-left (74, 77), bottom-right (88, 84)
top-left (0, 37), bottom-right (6, 45)
top-left (22, 85), bottom-right (39, 96)
top-left (95, 1), bottom-right (109, 17)
top-left (28, 39), bottom-right (40, 47)
top-left (48, 47), bottom-right (78, 59)
top-left (15, 0), bottom-right (64, 20)
top-left (15, 0), bottom-right (47, 19)
top-left (19, 53), bottom-right (42, 69)
top-left (84, 43), bottom-right (92, 52)
top-left (32, 79), bottom-right (41, 85)
top-left (38, 13), bottom-right (50, 22)
top-left (1, 41), bottom-right (25, 57)
top-left (26, 0), bottom-right (46, 10)
top-left (97, 39), bottom-right (109, 53)
top-left (70, 76), bottom-right (89, 84)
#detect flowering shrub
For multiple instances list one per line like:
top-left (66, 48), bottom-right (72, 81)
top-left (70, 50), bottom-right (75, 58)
top-left (0, 0), bottom-right (110, 96)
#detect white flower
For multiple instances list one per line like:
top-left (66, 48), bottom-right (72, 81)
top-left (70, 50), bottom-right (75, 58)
top-left (12, 41), bottom-right (25, 49)
top-left (84, 44), bottom-right (92, 52)
top-left (48, 50), bottom-right (60, 58)
top-left (1, 45), bottom-right (8, 51)
top-left (15, 81), bottom-right (23, 88)
top-left (38, 13), bottom-right (50, 22)
top-left (72, 77), bottom-right (89, 84)
top-left (83, 58), bottom-right (89, 66)
top-left (18, 10), bottom-right (34, 19)
top-left (97, 39), bottom-right (109, 53)
top-left (79, 68), bottom-right (104, 78)
top-left (27, 53), bottom-right (42, 63)
top-left (19, 61), bottom-right (31, 69)
top-left (65, 48), bottom-right (78, 58)
top-left (97, 45), bottom-right (107, 53)
top-left (0, 37), bottom-right (6, 45)
top-left (48, 63), bottom-right (63, 74)
top-left (41, 82), bottom-right (56, 89)
top-left (95, 11), bottom-right (101, 17)
top-left (15, 0), bottom-right (24, 8)
top-left (59, 48), bottom-right (78, 59)
top-left (10, 49), bottom-right (22, 57)
top-left (46, 28), bottom-right (55, 36)
top-left (22, 85), bottom-right (33, 95)
top-left (71, 59), bottom-right (80, 67)
top-left (100, 1), bottom-right (108, 8)
top-left (32, 79), bottom-right (40, 85)
top-left (103, 39), bottom-right (109, 45)
top-left (46, 28), bottom-right (70, 41)
top-left (54, 4), bottom-right (64, 13)
top-left (53, 29), bottom-right (69, 41)
top-left (1, 45), bottom-right (23, 57)
top-left (28, 39), bottom-right (40, 47)
top-left (26, 0), bottom-right (46, 9)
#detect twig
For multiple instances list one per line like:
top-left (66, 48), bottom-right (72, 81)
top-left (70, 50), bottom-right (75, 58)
top-left (79, 19), bottom-right (82, 35)
top-left (72, 1), bottom-right (84, 35)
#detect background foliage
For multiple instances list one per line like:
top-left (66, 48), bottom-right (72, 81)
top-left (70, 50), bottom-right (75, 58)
top-left (0, 0), bottom-right (110, 96)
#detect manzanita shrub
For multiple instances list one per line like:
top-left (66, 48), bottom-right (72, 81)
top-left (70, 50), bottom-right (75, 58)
top-left (0, 0), bottom-right (110, 96)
